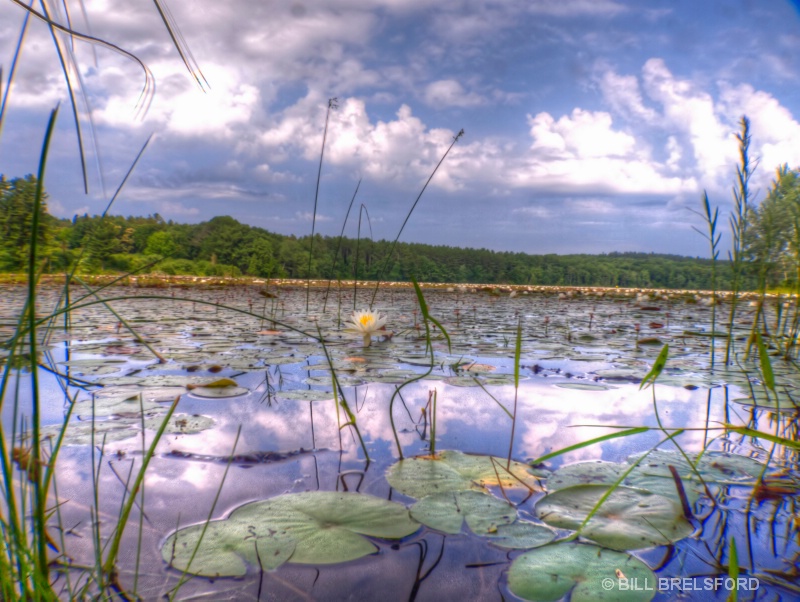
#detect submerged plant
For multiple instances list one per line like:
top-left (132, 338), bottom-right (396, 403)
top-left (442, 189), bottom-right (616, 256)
top-left (346, 309), bottom-right (387, 347)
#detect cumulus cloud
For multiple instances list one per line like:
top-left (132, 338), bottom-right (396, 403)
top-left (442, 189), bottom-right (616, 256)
top-left (595, 59), bottom-right (800, 192)
top-left (423, 79), bottom-right (485, 108)
top-left (512, 108), bottom-right (694, 195)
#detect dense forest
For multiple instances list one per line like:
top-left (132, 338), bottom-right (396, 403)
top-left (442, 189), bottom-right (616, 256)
top-left (0, 173), bottom-right (776, 290)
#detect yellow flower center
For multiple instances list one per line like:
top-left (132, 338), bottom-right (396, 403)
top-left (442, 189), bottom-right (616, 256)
top-left (359, 315), bottom-right (374, 327)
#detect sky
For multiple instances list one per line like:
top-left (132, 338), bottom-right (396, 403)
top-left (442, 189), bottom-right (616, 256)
top-left (2, 0), bottom-right (800, 257)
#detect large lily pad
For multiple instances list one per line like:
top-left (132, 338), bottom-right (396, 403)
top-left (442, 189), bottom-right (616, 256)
top-left (508, 542), bottom-right (656, 601)
top-left (410, 490), bottom-right (515, 534)
top-left (546, 460), bottom-right (701, 505)
top-left (627, 450), bottom-right (766, 484)
top-left (387, 451), bottom-right (546, 499)
top-left (535, 484), bottom-right (693, 550)
top-left (482, 520), bottom-right (555, 549)
top-left (72, 395), bottom-right (163, 419)
top-left (162, 492), bottom-right (419, 577)
top-left (41, 419), bottom-right (140, 445)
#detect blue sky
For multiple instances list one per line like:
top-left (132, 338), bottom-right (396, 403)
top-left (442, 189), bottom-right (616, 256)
top-left (2, 0), bottom-right (800, 257)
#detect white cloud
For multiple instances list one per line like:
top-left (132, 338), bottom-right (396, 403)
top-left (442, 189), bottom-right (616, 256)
top-left (718, 82), bottom-right (800, 175)
top-left (597, 70), bottom-right (658, 123)
top-left (529, 109), bottom-right (637, 158)
top-left (423, 79), bottom-right (485, 108)
top-left (641, 58), bottom-right (733, 181)
top-left (262, 96), bottom-right (464, 187)
top-left (512, 206), bottom-right (552, 218)
top-left (295, 211), bottom-right (332, 222)
top-left (597, 59), bottom-right (800, 191)
top-left (514, 108), bottom-right (693, 195)
top-left (526, 0), bottom-right (625, 17)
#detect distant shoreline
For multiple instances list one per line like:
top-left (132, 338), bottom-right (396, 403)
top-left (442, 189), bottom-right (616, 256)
top-left (0, 273), bottom-right (775, 297)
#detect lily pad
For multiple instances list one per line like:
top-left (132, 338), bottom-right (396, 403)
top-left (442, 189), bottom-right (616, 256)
top-left (508, 542), bottom-right (656, 601)
top-left (627, 450), bottom-right (766, 484)
top-left (72, 395), bottom-right (163, 419)
top-left (733, 394), bottom-right (799, 413)
top-left (481, 520), bottom-right (555, 549)
top-left (144, 413), bottom-right (215, 434)
top-left (277, 390), bottom-right (336, 402)
top-left (387, 451), bottom-right (546, 499)
top-left (188, 386), bottom-right (249, 399)
top-left (162, 492), bottom-right (419, 577)
top-left (555, 382), bottom-right (617, 391)
top-left (41, 419), bottom-right (140, 445)
top-left (546, 460), bottom-right (701, 505)
top-left (304, 375), bottom-right (365, 387)
top-left (410, 490), bottom-right (515, 534)
top-left (535, 484), bottom-right (693, 550)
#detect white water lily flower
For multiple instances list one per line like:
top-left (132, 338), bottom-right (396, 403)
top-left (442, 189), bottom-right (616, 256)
top-left (346, 310), bottom-right (387, 347)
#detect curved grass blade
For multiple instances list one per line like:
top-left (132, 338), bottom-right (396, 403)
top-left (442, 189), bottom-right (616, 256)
top-left (370, 129), bottom-right (464, 307)
top-left (639, 344), bottom-right (669, 390)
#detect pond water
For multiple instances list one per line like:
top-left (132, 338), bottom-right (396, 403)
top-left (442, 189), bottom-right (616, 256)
top-left (1, 283), bottom-right (798, 601)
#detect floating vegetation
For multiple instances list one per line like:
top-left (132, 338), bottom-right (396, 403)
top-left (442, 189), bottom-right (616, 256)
top-left (162, 492), bottom-right (419, 576)
top-left (387, 450), bottom-right (546, 499)
top-left (508, 542), bottom-right (657, 602)
top-left (2, 284), bottom-right (798, 600)
top-left (535, 484), bottom-right (694, 550)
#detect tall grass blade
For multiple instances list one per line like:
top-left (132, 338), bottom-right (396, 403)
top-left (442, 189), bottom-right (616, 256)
top-left (0, 0), bottom-right (33, 137)
top-left (727, 537), bottom-right (739, 602)
top-left (370, 129), bottom-right (464, 307)
top-left (323, 178), bottom-right (361, 312)
top-left (640, 344), bottom-right (669, 390)
top-left (307, 97), bottom-right (337, 312)
top-left (27, 105), bottom-right (59, 585)
top-left (151, 0), bottom-right (209, 90)
top-left (754, 331), bottom-right (775, 391)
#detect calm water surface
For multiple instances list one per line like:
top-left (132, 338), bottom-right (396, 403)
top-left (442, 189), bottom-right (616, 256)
top-left (1, 283), bottom-right (797, 600)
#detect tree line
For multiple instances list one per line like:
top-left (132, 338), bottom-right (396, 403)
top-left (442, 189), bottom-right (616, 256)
top-left (0, 173), bottom-right (776, 290)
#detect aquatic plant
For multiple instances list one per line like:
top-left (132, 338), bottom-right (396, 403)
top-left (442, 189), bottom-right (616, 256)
top-left (345, 309), bottom-right (387, 347)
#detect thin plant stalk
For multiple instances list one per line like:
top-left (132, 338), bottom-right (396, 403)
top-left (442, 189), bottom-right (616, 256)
top-left (353, 203), bottom-right (372, 311)
top-left (306, 97), bottom-right (337, 312)
top-left (28, 105), bottom-right (59, 585)
top-left (370, 129), bottom-right (464, 307)
top-left (506, 317), bottom-right (522, 470)
top-left (691, 191), bottom-right (721, 369)
top-left (322, 178), bottom-right (361, 312)
top-left (725, 116), bottom-right (756, 363)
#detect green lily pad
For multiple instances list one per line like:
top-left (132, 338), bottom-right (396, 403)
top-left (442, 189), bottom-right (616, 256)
top-left (546, 461), bottom-right (701, 505)
top-left (144, 413), bottom-right (215, 434)
top-left (277, 390), bottom-right (336, 401)
top-left (304, 375), bottom-right (365, 387)
top-left (410, 490), bottom-right (515, 534)
top-left (481, 520), bottom-right (555, 549)
top-left (262, 355), bottom-right (309, 365)
top-left (162, 492), bottom-right (419, 577)
top-left (41, 419), bottom-right (140, 445)
top-left (594, 369), bottom-right (643, 382)
top-left (733, 395), bottom-right (799, 413)
top-left (97, 376), bottom-right (146, 386)
top-left (535, 484), bottom-right (693, 550)
top-left (555, 382), bottom-right (617, 391)
top-left (627, 450), bottom-right (766, 484)
top-left (683, 330), bottom-right (729, 338)
top-left (58, 359), bottom-right (127, 367)
top-left (188, 386), bottom-right (249, 399)
top-left (387, 451), bottom-right (546, 499)
top-left (508, 542), bottom-right (656, 601)
top-left (72, 395), bottom-right (162, 419)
